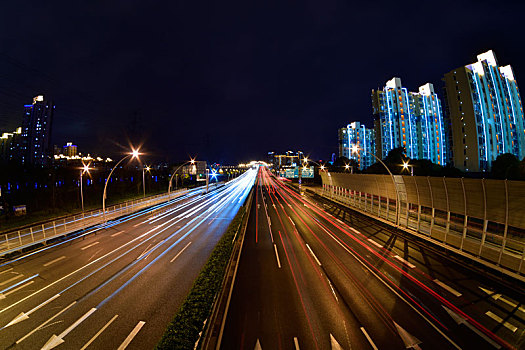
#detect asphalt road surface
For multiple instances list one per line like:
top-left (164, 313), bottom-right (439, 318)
top-left (0, 169), bottom-right (256, 350)
top-left (221, 167), bottom-right (524, 350)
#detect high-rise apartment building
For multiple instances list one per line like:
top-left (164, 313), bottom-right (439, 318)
top-left (372, 78), bottom-right (447, 165)
top-left (338, 121), bottom-right (375, 169)
top-left (443, 50), bottom-right (524, 172)
top-left (62, 142), bottom-right (78, 157)
top-left (20, 95), bottom-right (54, 166)
top-left (414, 83), bottom-right (447, 165)
top-left (0, 127), bottom-right (22, 163)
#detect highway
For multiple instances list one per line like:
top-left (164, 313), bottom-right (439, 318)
top-left (221, 167), bottom-right (523, 349)
top-left (0, 169), bottom-right (256, 350)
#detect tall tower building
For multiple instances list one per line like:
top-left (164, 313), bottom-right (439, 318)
top-left (443, 50), bottom-right (524, 172)
top-left (372, 78), bottom-right (419, 160)
top-left (338, 122), bottom-right (375, 170)
top-left (414, 83), bottom-right (447, 165)
top-left (20, 95), bottom-right (55, 166)
top-left (372, 78), bottom-right (447, 165)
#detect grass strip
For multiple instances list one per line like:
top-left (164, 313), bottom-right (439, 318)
top-left (156, 205), bottom-right (246, 350)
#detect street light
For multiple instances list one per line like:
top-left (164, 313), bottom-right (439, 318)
top-left (351, 145), bottom-right (400, 226)
top-left (168, 158), bottom-right (195, 197)
top-left (402, 161), bottom-right (414, 176)
top-left (102, 148), bottom-right (141, 222)
top-left (142, 165), bottom-right (151, 198)
top-left (80, 162), bottom-right (91, 213)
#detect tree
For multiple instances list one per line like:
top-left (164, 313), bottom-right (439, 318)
top-left (491, 153), bottom-right (520, 179)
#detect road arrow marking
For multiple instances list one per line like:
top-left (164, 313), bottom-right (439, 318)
top-left (16, 301), bottom-right (76, 345)
top-left (254, 338), bottom-right (262, 350)
top-left (118, 320), bottom-right (145, 350)
top-left (393, 321), bottom-right (422, 349)
top-left (479, 287), bottom-right (525, 313)
top-left (330, 333), bottom-right (343, 350)
top-left (41, 307), bottom-right (97, 350)
top-left (442, 306), bottom-right (501, 349)
top-left (4, 293), bottom-right (60, 328)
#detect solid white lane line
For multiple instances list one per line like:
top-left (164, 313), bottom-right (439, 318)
top-left (81, 242), bottom-right (100, 250)
top-left (360, 327), bottom-right (378, 350)
top-left (111, 231), bottom-right (125, 237)
top-left (0, 274), bottom-right (23, 286)
top-left (16, 301), bottom-right (76, 344)
top-left (306, 244), bottom-right (321, 266)
top-left (2, 280), bottom-right (34, 298)
top-left (43, 256), bottom-right (66, 267)
top-left (170, 242), bottom-right (192, 263)
top-left (434, 279), bottom-right (462, 297)
top-left (394, 255), bottom-right (416, 269)
top-left (274, 244), bottom-right (281, 268)
top-left (118, 321), bottom-right (146, 350)
top-left (367, 238), bottom-right (383, 249)
top-left (80, 314), bottom-right (118, 350)
top-left (294, 337), bottom-right (300, 349)
top-left (485, 311), bottom-right (518, 333)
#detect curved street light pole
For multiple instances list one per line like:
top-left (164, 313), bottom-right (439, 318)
top-left (102, 150), bottom-right (140, 223)
top-left (352, 145), bottom-right (399, 226)
top-left (168, 159), bottom-right (195, 198)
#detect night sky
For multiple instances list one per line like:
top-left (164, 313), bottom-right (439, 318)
top-left (1, 1), bottom-right (524, 164)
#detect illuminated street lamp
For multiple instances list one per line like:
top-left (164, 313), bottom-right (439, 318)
top-left (402, 161), bottom-right (414, 176)
top-left (80, 162), bottom-right (91, 213)
top-left (168, 158), bottom-right (195, 197)
top-left (102, 148), bottom-right (141, 222)
top-left (142, 165), bottom-right (151, 198)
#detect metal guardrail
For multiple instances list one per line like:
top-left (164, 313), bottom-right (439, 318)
top-left (319, 172), bottom-right (525, 281)
top-left (0, 189), bottom-right (188, 257)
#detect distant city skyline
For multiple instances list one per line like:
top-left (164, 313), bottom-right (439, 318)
top-left (0, 1), bottom-right (524, 164)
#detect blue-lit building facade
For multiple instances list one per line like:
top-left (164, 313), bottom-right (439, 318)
top-left (414, 83), bottom-right (446, 165)
top-left (20, 95), bottom-right (54, 166)
top-left (443, 50), bottom-right (524, 172)
top-left (372, 78), bottom-right (447, 165)
top-left (338, 121), bottom-right (375, 170)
